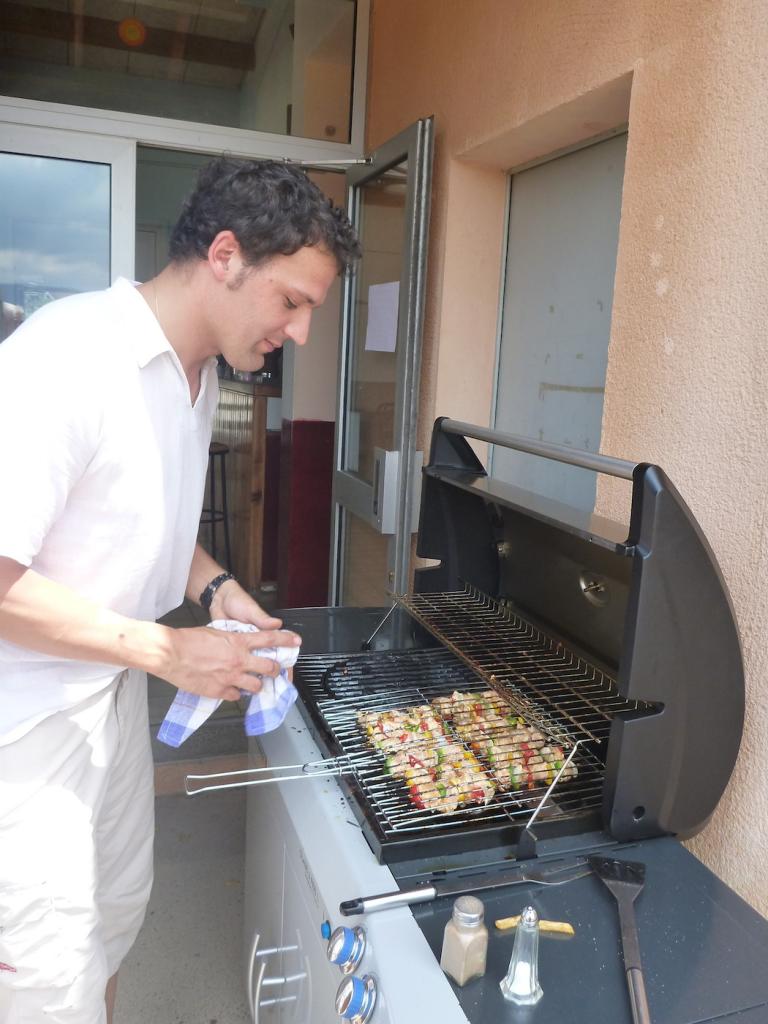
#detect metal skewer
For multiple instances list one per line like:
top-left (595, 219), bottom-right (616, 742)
top-left (511, 740), bottom-right (582, 858)
top-left (525, 740), bottom-right (582, 831)
top-left (360, 601), bottom-right (398, 650)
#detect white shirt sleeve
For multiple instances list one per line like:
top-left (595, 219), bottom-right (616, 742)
top-left (0, 311), bottom-right (101, 568)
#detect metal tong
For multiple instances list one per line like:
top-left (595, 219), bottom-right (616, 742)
top-left (185, 757), bottom-right (354, 796)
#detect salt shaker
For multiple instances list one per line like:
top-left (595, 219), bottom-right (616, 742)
top-left (500, 905), bottom-right (543, 1004)
top-left (440, 895), bottom-right (489, 986)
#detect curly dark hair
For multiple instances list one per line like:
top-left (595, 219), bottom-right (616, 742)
top-left (168, 157), bottom-right (361, 273)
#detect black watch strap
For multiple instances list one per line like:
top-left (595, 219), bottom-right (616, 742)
top-left (200, 572), bottom-right (236, 612)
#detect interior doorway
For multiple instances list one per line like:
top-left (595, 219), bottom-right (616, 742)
top-left (135, 148), bottom-right (211, 283)
top-left (134, 146), bottom-right (346, 601)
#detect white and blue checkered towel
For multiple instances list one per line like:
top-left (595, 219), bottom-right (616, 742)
top-left (156, 619), bottom-right (299, 748)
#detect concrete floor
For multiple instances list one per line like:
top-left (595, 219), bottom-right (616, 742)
top-left (114, 790), bottom-right (250, 1024)
top-left (115, 593), bottom-right (277, 1024)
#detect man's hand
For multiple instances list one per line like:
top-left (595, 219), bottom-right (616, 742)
top-left (0, 555), bottom-right (299, 696)
top-left (209, 577), bottom-right (283, 631)
top-left (163, 623), bottom-right (301, 701)
top-left (185, 544), bottom-right (285, 630)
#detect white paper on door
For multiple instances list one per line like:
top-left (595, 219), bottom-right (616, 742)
top-left (364, 281), bottom-right (400, 353)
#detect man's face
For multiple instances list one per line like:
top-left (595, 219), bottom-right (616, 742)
top-left (217, 245), bottom-right (338, 372)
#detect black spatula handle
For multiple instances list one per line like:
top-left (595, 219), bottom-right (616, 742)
top-left (627, 966), bottom-right (652, 1024)
top-left (616, 894), bottom-right (651, 1024)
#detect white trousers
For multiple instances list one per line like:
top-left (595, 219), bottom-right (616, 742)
top-left (0, 669), bottom-right (155, 1023)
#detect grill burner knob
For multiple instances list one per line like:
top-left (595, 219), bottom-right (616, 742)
top-left (335, 974), bottom-right (377, 1023)
top-left (327, 925), bottom-right (366, 974)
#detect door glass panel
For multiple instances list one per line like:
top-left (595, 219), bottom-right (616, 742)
top-left (331, 118), bottom-right (433, 606)
top-left (0, 152), bottom-right (110, 342)
top-left (493, 134), bottom-right (627, 512)
top-left (340, 511), bottom-right (390, 606)
top-left (0, 0), bottom-right (356, 143)
top-left (343, 160), bottom-right (407, 484)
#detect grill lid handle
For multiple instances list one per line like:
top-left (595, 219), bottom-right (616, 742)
top-left (440, 419), bottom-right (637, 480)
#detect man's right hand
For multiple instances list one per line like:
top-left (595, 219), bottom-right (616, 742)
top-left (161, 625), bottom-right (302, 701)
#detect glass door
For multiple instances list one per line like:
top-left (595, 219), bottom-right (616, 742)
top-left (330, 118), bottom-right (433, 605)
top-left (0, 125), bottom-right (134, 341)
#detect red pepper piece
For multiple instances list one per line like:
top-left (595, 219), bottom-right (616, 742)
top-left (408, 784), bottom-right (425, 810)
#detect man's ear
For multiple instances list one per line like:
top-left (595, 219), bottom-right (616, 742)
top-left (208, 230), bottom-right (242, 282)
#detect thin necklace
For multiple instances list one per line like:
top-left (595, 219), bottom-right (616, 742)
top-left (153, 282), bottom-right (162, 330)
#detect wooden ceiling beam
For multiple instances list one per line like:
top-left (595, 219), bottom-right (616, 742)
top-left (0, 2), bottom-right (256, 71)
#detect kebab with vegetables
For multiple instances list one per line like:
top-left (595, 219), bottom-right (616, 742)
top-left (356, 708), bottom-right (495, 813)
top-left (431, 690), bottom-right (578, 790)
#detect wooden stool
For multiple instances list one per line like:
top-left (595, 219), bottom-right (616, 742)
top-left (201, 441), bottom-right (232, 571)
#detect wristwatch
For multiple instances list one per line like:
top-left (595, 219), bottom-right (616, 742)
top-left (200, 572), bottom-right (236, 612)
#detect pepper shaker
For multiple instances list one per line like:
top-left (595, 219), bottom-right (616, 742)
top-left (440, 895), bottom-right (489, 986)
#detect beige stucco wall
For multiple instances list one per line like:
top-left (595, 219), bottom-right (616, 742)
top-left (366, 0), bottom-right (768, 914)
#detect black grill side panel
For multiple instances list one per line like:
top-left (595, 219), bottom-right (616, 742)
top-left (605, 464), bottom-right (745, 840)
top-left (414, 421), bottom-right (499, 596)
top-left (415, 478), bottom-right (500, 595)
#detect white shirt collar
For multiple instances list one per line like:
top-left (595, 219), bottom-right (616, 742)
top-left (111, 277), bottom-right (175, 369)
top-left (111, 278), bottom-right (217, 392)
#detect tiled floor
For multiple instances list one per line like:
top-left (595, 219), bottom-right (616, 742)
top-left (115, 593), bottom-right (278, 1024)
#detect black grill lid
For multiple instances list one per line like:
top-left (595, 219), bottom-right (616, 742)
top-left (415, 417), bottom-right (744, 842)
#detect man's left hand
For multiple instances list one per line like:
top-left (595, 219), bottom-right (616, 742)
top-left (209, 577), bottom-right (283, 631)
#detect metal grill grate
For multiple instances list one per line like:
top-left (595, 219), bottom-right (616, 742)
top-left (398, 585), bottom-right (647, 744)
top-left (298, 650), bottom-right (602, 838)
top-left (294, 611), bottom-right (643, 850)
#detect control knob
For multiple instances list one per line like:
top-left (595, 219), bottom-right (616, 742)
top-left (335, 974), bottom-right (377, 1023)
top-left (326, 925), bottom-right (366, 974)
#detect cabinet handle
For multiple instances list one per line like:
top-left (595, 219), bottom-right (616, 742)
top-left (247, 933), bottom-right (304, 1021)
top-left (262, 971), bottom-right (308, 987)
top-left (246, 931), bottom-right (261, 1020)
top-left (252, 960), bottom-right (268, 1024)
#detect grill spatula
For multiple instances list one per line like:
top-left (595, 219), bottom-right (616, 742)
top-left (589, 856), bottom-right (652, 1024)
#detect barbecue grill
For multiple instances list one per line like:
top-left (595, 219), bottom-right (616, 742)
top-left (275, 417), bottom-right (744, 865)
top-left (293, 593), bottom-right (630, 863)
top-left (191, 419), bottom-right (761, 1024)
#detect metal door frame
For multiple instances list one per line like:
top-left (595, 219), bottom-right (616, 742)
top-left (329, 117), bottom-right (433, 604)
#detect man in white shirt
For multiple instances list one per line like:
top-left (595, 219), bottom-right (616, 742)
top-left (0, 158), bottom-right (360, 1023)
